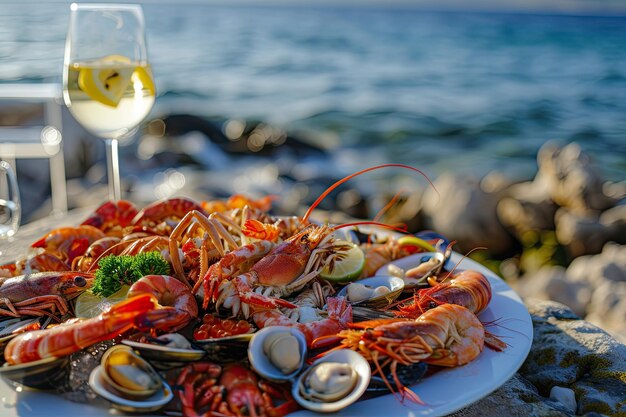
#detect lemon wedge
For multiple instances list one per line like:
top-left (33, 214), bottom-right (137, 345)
top-left (74, 285), bottom-right (130, 319)
top-left (320, 240), bottom-right (365, 283)
top-left (132, 65), bottom-right (156, 96)
top-left (78, 55), bottom-right (135, 107)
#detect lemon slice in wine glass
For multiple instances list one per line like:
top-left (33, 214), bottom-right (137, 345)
top-left (77, 55), bottom-right (135, 107)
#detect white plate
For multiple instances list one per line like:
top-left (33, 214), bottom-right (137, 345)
top-left (0, 252), bottom-right (532, 417)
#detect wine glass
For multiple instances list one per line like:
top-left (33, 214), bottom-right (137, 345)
top-left (63, 3), bottom-right (155, 201)
top-left (0, 160), bottom-right (20, 239)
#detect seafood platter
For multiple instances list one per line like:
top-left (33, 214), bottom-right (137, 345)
top-left (0, 165), bottom-right (533, 417)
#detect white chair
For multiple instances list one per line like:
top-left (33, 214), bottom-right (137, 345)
top-left (0, 83), bottom-right (68, 215)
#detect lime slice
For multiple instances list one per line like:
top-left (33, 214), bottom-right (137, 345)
top-left (77, 55), bottom-right (135, 107)
top-left (320, 240), bottom-right (365, 283)
top-left (74, 285), bottom-right (130, 319)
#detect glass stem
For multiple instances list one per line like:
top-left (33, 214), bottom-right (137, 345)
top-left (105, 138), bottom-right (121, 201)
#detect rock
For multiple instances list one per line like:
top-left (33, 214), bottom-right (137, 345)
top-left (497, 180), bottom-right (557, 239)
top-left (600, 204), bottom-right (626, 244)
top-left (520, 298), bottom-right (626, 416)
top-left (515, 266), bottom-right (591, 317)
top-left (536, 141), bottom-right (616, 214)
top-left (448, 374), bottom-right (572, 417)
top-left (421, 172), bottom-right (515, 255)
top-left (549, 386), bottom-right (577, 414)
top-left (555, 208), bottom-right (614, 258)
top-left (585, 280), bottom-right (626, 344)
top-left (562, 243), bottom-right (626, 341)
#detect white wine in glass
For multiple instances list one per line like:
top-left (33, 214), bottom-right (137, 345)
top-left (63, 3), bottom-right (155, 201)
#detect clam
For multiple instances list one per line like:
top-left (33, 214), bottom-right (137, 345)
top-left (194, 333), bottom-right (254, 362)
top-left (248, 326), bottom-right (307, 382)
top-left (337, 275), bottom-right (404, 309)
top-left (89, 365), bottom-right (172, 413)
top-left (99, 345), bottom-right (163, 400)
top-left (0, 356), bottom-right (69, 390)
top-left (293, 349), bottom-right (370, 413)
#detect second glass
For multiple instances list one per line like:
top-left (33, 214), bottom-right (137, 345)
top-left (63, 3), bottom-right (155, 201)
top-left (0, 161), bottom-right (21, 239)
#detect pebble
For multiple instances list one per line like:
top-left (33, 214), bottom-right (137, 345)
top-left (549, 386), bottom-right (577, 414)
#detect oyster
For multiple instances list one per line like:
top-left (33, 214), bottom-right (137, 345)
top-left (248, 326), bottom-right (307, 382)
top-left (293, 349), bottom-right (370, 413)
top-left (99, 345), bottom-right (163, 400)
top-left (337, 275), bottom-right (404, 309)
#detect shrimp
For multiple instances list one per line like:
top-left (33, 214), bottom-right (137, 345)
top-left (395, 269), bottom-right (492, 317)
top-left (391, 270), bottom-right (507, 351)
top-left (71, 237), bottom-right (121, 272)
top-left (4, 293), bottom-right (158, 364)
top-left (31, 225), bottom-right (106, 263)
top-left (132, 197), bottom-right (208, 227)
top-left (128, 275), bottom-right (198, 332)
top-left (81, 200), bottom-right (138, 236)
top-left (313, 304), bottom-right (485, 403)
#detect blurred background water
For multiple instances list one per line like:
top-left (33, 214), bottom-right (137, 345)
top-left (0, 1), bottom-right (625, 218)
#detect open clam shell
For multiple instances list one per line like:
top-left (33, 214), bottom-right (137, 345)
top-left (89, 365), bottom-right (173, 413)
top-left (337, 275), bottom-right (405, 309)
top-left (194, 333), bottom-right (254, 362)
top-left (293, 349), bottom-right (370, 413)
top-left (248, 326), bottom-right (307, 382)
top-left (0, 356), bottom-right (70, 390)
top-left (99, 345), bottom-right (163, 400)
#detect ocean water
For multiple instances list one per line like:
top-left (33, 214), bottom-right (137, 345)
top-left (1, 2), bottom-right (625, 182)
